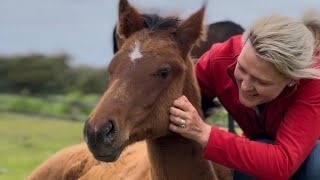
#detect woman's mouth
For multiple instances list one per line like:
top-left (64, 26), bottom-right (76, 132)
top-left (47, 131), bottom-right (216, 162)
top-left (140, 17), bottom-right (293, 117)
top-left (243, 91), bottom-right (258, 97)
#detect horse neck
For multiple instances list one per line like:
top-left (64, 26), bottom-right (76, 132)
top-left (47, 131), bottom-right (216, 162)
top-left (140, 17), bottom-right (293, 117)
top-left (146, 135), bottom-right (216, 180)
top-left (146, 61), bottom-right (217, 180)
top-left (182, 59), bottom-right (203, 115)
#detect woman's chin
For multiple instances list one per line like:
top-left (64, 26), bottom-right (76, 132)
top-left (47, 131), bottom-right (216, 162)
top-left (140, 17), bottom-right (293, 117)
top-left (239, 95), bottom-right (258, 108)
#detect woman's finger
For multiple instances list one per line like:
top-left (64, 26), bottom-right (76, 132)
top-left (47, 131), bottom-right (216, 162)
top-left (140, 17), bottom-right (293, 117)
top-left (179, 95), bottom-right (190, 103)
top-left (169, 123), bottom-right (181, 132)
top-left (169, 107), bottom-right (187, 118)
top-left (173, 98), bottom-right (192, 111)
top-left (170, 115), bottom-right (187, 127)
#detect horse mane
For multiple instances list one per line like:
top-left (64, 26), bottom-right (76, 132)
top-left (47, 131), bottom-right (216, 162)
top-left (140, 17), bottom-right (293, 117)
top-left (142, 14), bottom-right (181, 31)
top-left (113, 14), bottom-right (181, 54)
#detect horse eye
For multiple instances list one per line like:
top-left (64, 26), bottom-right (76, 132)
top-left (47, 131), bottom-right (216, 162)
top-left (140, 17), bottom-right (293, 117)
top-left (157, 68), bottom-right (170, 79)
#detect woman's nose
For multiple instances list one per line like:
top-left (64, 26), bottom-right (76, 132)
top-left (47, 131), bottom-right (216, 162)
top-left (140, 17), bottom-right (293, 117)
top-left (241, 80), bottom-right (254, 91)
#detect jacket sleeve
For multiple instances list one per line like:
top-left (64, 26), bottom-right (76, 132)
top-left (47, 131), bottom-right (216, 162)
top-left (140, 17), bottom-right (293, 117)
top-left (202, 80), bottom-right (320, 180)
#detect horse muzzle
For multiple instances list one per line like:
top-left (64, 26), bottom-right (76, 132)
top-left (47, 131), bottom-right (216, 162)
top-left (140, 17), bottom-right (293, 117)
top-left (84, 119), bottom-right (125, 162)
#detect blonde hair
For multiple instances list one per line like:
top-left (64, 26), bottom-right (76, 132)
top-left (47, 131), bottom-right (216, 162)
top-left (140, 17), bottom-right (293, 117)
top-left (242, 10), bottom-right (320, 80)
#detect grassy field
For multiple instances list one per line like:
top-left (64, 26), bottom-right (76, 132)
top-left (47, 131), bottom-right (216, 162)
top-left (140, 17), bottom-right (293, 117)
top-left (0, 109), bottom-right (237, 180)
top-left (0, 112), bottom-right (84, 180)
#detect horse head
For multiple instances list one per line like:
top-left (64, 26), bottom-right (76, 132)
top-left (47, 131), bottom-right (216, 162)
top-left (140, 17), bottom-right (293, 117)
top-left (84, 0), bottom-right (205, 162)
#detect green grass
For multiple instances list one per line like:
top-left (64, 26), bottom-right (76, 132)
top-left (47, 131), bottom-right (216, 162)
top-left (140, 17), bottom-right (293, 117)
top-left (0, 112), bottom-right (84, 180)
top-left (0, 108), bottom-right (240, 180)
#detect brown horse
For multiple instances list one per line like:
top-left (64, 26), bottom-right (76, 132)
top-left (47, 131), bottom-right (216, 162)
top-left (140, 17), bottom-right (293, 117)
top-left (29, 0), bottom-right (232, 179)
top-left (84, 0), bottom-right (231, 179)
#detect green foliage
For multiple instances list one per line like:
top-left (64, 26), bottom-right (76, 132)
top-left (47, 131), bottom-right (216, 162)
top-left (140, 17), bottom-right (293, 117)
top-left (0, 93), bottom-right (100, 121)
top-left (206, 107), bottom-right (242, 134)
top-left (47, 91), bottom-right (101, 104)
top-left (4, 54), bottom-right (70, 94)
top-left (67, 66), bottom-right (108, 94)
top-left (0, 53), bottom-right (109, 95)
top-left (0, 112), bottom-right (84, 180)
top-left (0, 59), bottom-right (10, 90)
top-left (206, 107), bottom-right (228, 125)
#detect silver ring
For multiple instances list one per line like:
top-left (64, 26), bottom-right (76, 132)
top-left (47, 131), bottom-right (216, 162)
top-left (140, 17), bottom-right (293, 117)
top-left (179, 118), bottom-right (186, 128)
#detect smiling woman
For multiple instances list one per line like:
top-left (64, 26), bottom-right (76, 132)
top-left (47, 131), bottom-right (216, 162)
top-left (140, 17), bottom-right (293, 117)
top-left (168, 9), bottom-right (320, 180)
top-left (234, 41), bottom-right (291, 108)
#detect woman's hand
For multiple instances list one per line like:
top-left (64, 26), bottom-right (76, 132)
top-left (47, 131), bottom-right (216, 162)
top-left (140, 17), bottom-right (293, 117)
top-left (169, 95), bottom-right (212, 147)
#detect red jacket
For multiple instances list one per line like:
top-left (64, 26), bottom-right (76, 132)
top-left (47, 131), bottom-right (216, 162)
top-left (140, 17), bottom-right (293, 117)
top-left (195, 35), bottom-right (320, 179)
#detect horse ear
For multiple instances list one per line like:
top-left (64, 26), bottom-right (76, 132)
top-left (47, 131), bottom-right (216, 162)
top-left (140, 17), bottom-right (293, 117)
top-left (174, 6), bottom-right (206, 59)
top-left (114, 24), bottom-right (125, 53)
top-left (117, 0), bottom-right (145, 39)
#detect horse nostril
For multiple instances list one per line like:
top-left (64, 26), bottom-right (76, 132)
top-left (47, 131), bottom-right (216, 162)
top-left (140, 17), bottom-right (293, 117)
top-left (102, 120), bottom-right (117, 143)
top-left (104, 120), bottom-right (115, 135)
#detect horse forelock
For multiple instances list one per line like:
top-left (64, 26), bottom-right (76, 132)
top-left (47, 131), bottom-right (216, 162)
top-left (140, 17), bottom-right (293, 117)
top-left (142, 14), bottom-right (181, 31)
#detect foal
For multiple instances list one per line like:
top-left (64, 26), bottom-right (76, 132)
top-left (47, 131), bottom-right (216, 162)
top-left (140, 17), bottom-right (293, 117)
top-left (29, 0), bottom-right (232, 179)
top-left (83, 0), bottom-right (230, 179)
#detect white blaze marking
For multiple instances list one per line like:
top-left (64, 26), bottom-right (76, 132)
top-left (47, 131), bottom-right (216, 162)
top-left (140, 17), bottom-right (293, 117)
top-left (129, 41), bottom-right (143, 62)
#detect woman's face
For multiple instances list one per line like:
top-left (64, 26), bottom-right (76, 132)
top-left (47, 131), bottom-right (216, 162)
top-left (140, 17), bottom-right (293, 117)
top-left (234, 41), bottom-right (292, 108)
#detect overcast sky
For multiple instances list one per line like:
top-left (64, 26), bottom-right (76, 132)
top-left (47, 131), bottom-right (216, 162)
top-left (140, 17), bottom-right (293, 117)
top-left (1, 0), bottom-right (320, 67)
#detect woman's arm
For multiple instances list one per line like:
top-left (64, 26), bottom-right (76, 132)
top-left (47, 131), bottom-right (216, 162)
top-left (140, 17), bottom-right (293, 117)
top-left (173, 80), bottom-right (320, 180)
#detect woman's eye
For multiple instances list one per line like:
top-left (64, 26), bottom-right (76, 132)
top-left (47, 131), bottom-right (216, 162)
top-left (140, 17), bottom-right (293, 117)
top-left (258, 81), bottom-right (269, 86)
top-left (238, 66), bottom-right (245, 73)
